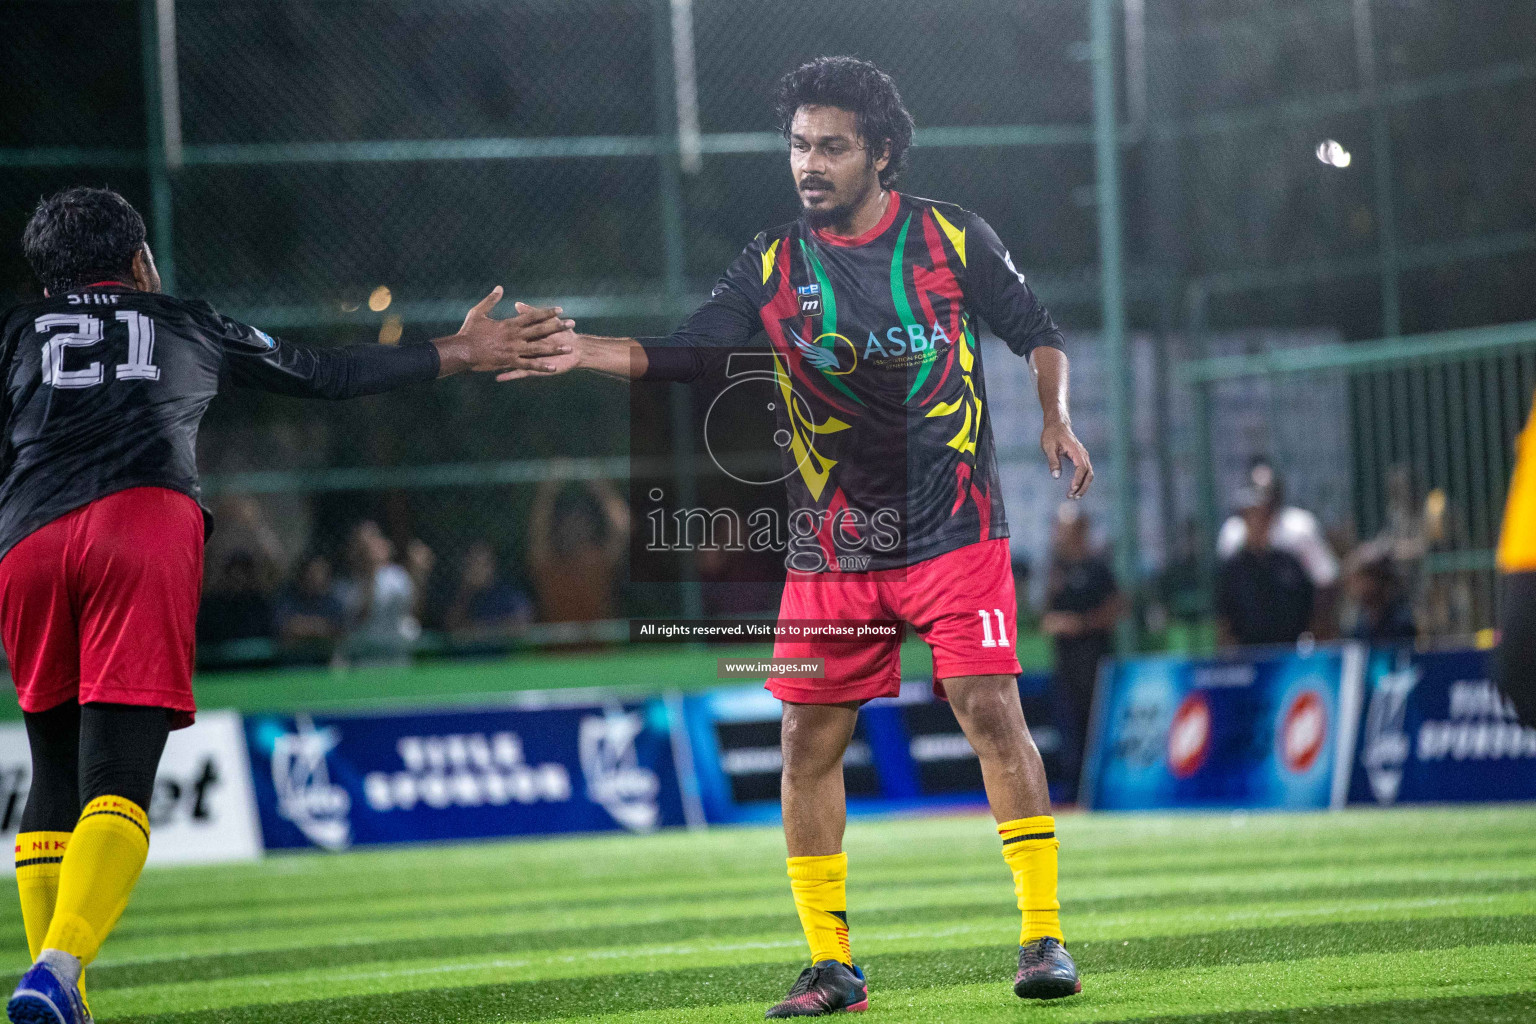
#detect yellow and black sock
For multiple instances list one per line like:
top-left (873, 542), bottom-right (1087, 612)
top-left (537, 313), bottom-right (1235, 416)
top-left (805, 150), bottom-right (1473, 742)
top-left (787, 852), bottom-right (852, 966)
top-left (999, 816), bottom-right (1063, 944)
top-left (15, 831), bottom-right (70, 960)
top-left (41, 797), bottom-right (150, 966)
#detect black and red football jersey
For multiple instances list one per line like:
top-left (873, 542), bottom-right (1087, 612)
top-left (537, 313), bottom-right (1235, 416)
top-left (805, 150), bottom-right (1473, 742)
top-left (0, 284), bottom-right (440, 561)
top-left (640, 192), bottom-right (1064, 571)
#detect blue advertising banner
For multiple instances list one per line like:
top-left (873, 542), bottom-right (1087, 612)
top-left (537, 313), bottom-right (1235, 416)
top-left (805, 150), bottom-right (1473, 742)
top-left (1349, 647), bottom-right (1536, 805)
top-left (244, 701), bottom-right (687, 850)
top-left (1084, 647), bottom-right (1362, 811)
top-left (683, 674), bottom-right (1069, 824)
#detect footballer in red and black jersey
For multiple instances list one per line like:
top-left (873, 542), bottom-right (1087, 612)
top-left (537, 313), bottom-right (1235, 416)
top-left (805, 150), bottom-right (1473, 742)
top-left (639, 191), bottom-right (1063, 571)
top-left (0, 285), bottom-right (440, 564)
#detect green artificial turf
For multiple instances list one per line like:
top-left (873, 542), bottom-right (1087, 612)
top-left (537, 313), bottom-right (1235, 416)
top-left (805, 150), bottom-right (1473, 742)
top-left (2, 806), bottom-right (1531, 1022)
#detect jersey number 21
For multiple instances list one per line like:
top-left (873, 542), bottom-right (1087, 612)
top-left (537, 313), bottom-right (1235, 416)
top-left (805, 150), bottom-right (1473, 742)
top-left (34, 312), bottom-right (161, 389)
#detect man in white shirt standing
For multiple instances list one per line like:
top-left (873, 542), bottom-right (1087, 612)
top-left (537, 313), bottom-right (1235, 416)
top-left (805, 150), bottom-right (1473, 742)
top-left (1216, 460), bottom-right (1340, 635)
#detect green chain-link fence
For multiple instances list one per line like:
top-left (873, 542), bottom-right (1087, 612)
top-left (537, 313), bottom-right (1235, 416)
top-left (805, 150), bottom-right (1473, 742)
top-left (2, 0), bottom-right (1533, 663)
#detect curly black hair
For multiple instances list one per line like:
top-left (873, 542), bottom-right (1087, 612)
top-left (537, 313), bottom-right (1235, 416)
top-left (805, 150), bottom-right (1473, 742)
top-left (22, 186), bottom-right (146, 296)
top-left (775, 57), bottom-right (915, 189)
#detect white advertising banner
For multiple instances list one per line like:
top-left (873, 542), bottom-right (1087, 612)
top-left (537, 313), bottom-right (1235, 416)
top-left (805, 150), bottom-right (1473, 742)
top-left (0, 710), bottom-right (263, 871)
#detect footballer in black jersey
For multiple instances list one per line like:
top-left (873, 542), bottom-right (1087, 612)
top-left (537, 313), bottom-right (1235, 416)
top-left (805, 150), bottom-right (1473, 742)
top-left (0, 187), bottom-right (574, 1019)
top-left (523, 58), bottom-right (1089, 1010)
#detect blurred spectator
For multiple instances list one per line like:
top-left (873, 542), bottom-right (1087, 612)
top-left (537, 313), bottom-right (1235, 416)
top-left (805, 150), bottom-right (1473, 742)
top-left (403, 538), bottom-right (437, 621)
top-left (1217, 459), bottom-right (1339, 636)
top-left (1216, 486), bottom-right (1315, 648)
top-left (274, 554), bottom-right (348, 663)
top-left (1342, 544), bottom-right (1418, 644)
top-left (339, 520), bottom-right (422, 663)
top-left (1041, 505), bottom-right (1121, 772)
top-left (529, 477), bottom-right (629, 623)
top-left (203, 496), bottom-right (285, 592)
top-left (1376, 465), bottom-right (1431, 563)
top-left (445, 542), bottom-right (535, 640)
top-left (1367, 465), bottom-right (1471, 638)
top-left (197, 550), bottom-right (277, 647)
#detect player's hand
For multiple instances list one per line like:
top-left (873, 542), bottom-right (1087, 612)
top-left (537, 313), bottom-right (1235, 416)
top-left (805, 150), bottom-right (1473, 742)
top-left (1041, 418), bottom-right (1093, 499)
top-left (434, 287), bottom-right (575, 377)
top-left (496, 301), bottom-right (582, 381)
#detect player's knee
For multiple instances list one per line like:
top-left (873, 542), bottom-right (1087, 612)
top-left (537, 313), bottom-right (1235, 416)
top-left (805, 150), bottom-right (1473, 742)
top-left (950, 684), bottom-right (1030, 758)
top-left (948, 677), bottom-right (1016, 722)
top-left (781, 737), bottom-right (846, 785)
top-left (781, 731), bottom-right (845, 784)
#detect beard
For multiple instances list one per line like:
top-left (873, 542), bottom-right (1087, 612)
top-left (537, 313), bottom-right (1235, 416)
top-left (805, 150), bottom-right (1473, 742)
top-left (798, 174), bottom-right (876, 232)
top-left (801, 193), bottom-right (856, 230)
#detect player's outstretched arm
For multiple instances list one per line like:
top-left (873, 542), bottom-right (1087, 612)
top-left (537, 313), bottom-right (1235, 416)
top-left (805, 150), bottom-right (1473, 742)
top-left (497, 333), bottom-right (649, 382)
top-left (496, 237), bottom-right (766, 384)
top-left (219, 287), bottom-right (574, 399)
top-left (1031, 346), bottom-right (1093, 499)
top-left (433, 287), bottom-right (576, 378)
top-left (495, 304), bottom-right (649, 382)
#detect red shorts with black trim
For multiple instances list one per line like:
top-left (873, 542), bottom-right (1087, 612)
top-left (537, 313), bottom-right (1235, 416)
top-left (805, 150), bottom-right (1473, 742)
top-left (0, 487), bottom-right (203, 729)
top-left (767, 538), bottom-right (1021, 704)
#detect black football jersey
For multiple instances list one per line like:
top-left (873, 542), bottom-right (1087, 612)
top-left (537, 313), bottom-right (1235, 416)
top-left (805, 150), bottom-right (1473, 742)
top-left (0, 285), bottom-right (439, 561)
top-left (640, 192), bottom-right (1064, 570)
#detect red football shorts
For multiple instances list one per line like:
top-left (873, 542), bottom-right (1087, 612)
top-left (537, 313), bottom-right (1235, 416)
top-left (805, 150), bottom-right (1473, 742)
top-left (0, 486), bottom-right (203, 728)
top-left (767, 538), bottom-right (1022, 704)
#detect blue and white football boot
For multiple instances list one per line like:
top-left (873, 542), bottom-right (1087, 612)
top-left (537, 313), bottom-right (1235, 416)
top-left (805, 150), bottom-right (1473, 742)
top-left (7, 959), bottom-right (92, 1024)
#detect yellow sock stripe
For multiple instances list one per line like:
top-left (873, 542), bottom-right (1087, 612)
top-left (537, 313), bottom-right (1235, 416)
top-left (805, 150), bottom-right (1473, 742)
top-left (78, 797), bottom-right (150, 842)
top-left (15, 831), bottom-right (71, 870)
top-left (1002, 830), bottom-right (1056, 844)
top-left (998, 815), bottom-right (1055, 842)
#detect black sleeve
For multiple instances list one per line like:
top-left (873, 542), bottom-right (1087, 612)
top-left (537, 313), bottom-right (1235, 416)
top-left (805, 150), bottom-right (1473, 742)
top-left (196, 306), bottom-right (441, 399)
top-left (0, 309), bottom-right (20, 480)
top-left (638, 237), bottom-right (765, 383)
top-left (962, 213), bottom-right (1065, 358)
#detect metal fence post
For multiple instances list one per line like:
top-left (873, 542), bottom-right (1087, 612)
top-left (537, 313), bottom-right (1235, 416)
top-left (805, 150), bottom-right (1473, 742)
top-left (1091, 0), bottom-right (1138, 652)
top-left (1354, 0), bottom-right (1401, 337)
top-left (1184, 282), bottom-right (1219, 603)
top-left (140, 0), bottom-right (178, 294)
top-left (652, 0), bottom-right (703, 619)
